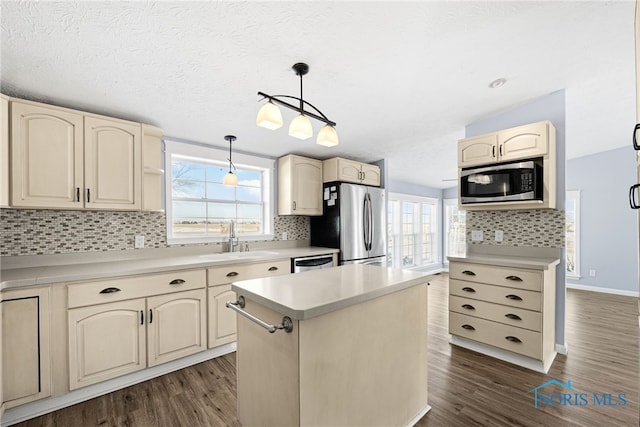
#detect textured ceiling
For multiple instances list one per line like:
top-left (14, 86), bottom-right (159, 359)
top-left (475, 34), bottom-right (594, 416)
top-left (1, 1), bottom-right (636, 189)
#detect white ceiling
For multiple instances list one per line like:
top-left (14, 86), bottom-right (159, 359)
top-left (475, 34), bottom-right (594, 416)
top-left (1, 1), bottom-right (636, 189)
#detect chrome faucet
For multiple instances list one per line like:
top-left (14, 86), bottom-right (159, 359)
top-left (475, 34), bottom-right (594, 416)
top-left (228, 220), bottom-right (239, 252)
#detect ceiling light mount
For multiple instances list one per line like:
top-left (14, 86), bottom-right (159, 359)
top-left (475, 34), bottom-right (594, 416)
top-left (489, 78), bottom-right (507, 89)
top-left (256, 62), bottom-right (339, 147)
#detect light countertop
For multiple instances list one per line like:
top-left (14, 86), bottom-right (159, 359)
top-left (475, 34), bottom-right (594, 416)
top-left (0, 246), bottom-right (339, 290)
top-left (231, 264), bottom-right (434, 320)
top-left (447, 253), bottom-right (560, 270)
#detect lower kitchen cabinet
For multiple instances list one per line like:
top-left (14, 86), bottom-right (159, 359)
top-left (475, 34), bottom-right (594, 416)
top-left (67, 269), bottom-right (207, 390)
top-left (208, 284), bottom-right (237, 348)
top-left (1, 286), bottom-right (51, 408)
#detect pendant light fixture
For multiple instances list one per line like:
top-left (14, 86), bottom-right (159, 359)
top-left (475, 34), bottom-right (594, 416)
top-left (256, 62), bottom-right (339, 147)
top-left (223, 135), bottom-right (238, 186)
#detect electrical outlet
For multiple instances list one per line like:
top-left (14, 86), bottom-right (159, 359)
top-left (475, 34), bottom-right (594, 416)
top-left (495, 230), bottom-right (504, 242)
top-left (589, 269), bottom-right (596, 277)
top-left (282, 231), bottom-right (288, 240)
top-left (134, 235), bottom-right (145, 249)
top-left (471, 230), bottom-right (483, 241)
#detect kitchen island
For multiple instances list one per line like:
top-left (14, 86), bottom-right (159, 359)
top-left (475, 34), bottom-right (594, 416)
top-left (230, 264), bottom-right (433, 427)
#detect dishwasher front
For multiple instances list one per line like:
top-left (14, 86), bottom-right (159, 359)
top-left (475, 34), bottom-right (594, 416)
top-left (291, 254), bottom-right (335, 273)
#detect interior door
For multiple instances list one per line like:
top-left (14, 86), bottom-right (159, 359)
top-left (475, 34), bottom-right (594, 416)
top-left (340, 183), bottom-right (367, 262)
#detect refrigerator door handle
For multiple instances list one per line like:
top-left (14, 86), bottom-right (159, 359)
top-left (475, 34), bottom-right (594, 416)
top-left (363, 195), bottom-right (369, 250)
top-left (365, 193), bottom-right (373, 251)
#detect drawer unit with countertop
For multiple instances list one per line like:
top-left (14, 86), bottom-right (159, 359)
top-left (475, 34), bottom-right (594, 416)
top-left (448, 260), bottom-right (557, 372)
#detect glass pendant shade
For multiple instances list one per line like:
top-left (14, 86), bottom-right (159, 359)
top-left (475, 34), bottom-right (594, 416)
top-left (223, 171), bottom-right (238, 186)
top-left (256, 101), bottom-right (283, 130)
top-left (289, 114), bottom-right (313, 140)
top-left (316, 125), bottom-right (339, 147)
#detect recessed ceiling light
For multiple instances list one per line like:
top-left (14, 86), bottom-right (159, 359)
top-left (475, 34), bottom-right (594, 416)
top-left (488, 78), bottom-right (507, 88)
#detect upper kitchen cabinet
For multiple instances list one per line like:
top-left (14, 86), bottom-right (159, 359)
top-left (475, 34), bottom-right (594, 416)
top-left (458, 121), bottom-right (553, 168)
top-left (84, 116), bottom-right (141, 210)
top-left (1, 95), bottom-right (9, 207)
top-left (278, 154), bottom-right (323, 216)
top-left (11, 101), bottom-right (84, 209)
top-left (8, 96), bottom-right (162, 211)
top-left (323, 157), bottom-right (381, 186)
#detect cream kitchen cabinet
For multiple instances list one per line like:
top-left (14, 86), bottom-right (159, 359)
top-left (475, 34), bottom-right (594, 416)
top-left (448, 261), bottom-right (556, 372)
top-left (207, 259), bottom-right (290, 348)
top-left (458, 121), bottom-right (554, 168)
top-left (2, 286), bottom-right (51, 408)
top-left (67, 269), bottom-right (206, 390)
top-left (8, 97), bottom-right (161, 211)
top-left (277, 154), bottom-right (323, 216)
top-left (142, 124), bottom-right (164, 211)
top-left (1, 94), bottom-right (9, 207)
top-left (322, 157), bottom-right (381, 186)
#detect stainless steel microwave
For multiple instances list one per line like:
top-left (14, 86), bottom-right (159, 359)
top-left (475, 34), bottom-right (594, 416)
top-left (460, 160), bottom-right (543, 204)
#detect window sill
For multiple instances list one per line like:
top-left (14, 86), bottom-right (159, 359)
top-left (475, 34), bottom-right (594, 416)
top-left (167, 234), bottom-right (274, 246)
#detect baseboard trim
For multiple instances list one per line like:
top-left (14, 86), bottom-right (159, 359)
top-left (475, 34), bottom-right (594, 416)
top-left (450, 335), bottom-right (556, 374)
top-left (407, 404), bottom-right (431, 427)
top-left (566, 283), bottom-right (639, 297)
top-left (1, 343), bottom-right (236, 426)
top-left (555, 343), bottom-right (568, 355)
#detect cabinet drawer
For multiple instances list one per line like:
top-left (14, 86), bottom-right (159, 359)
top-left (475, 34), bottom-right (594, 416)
top-left (449, 279), bottom-right (541, 311)
top-left (449, 295), bottom-right (541, 332)
top-left (207, 259), bottom-right (290, 285)
top-left (449, 312), bottom-right (542, 359)
top-left (68, 269), bottom-right (206, 308)
top-left (449, 262), bottom-right (542, 292)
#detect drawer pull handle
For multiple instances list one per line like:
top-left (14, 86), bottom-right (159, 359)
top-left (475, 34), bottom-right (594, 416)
top-left (268, 266), bottom-right (279, 271)
top-left (461, 324), bottom-right (475, 331)
top-left (461, 287), bottom-right (476, 293)
top-left (461, 270), bottom-right (476, 276)
top-left (169, 279), bottom-right (186, 285)
top-left (99, 287), bottom-right (121, 294)
top-left (461, 304), bottom-right (475, 310)
top-left (505, 275), bottom-right (523, 282)
top-left (505, 336), bottom-right (522, 343)
top-left (505, 294), bottom-right (523, 301)
top-left (226, 272), bottom-right (239, 277)
top-left (505, 313), bottom-right (522, 321)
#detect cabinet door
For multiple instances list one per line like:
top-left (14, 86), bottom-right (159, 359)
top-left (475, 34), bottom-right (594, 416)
top-left (360, 163), bottom-right (381, 186)
top-left (147, 289), bottom-right (206, 366)
top-left (291, 156), bottom-right (323, 215)
top-left (1, 95), bottom-right (9, 207)
top-left (68, 299), bottom-right (146, 390)
top-left (458, 134), bottom-right (498, 167)
top-left (498, 121), bottom-right (548, 161)
top-left (208, 284), bottom-right (237, 348)
top-left (2, 287), bottom-right (51, 407)
top-left (141, 124), bottom-right (164, 211)
top-left (84, 116), bottom-right (141, 210)
top-left (11, 102), bottom-right (84, 208)
top-left (336, 158), bottom-right (362, 183)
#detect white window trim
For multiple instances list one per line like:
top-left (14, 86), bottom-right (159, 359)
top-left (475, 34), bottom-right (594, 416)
top-left (164, 138), bottom-right (275, 245)
top-left (566, 190), bottom-right (581, 279)
top-left (388, 192), bottom-right (441, 271)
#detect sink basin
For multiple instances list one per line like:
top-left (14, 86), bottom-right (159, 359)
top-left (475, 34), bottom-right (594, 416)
top-left (197, 250), bottom-right (279, 261)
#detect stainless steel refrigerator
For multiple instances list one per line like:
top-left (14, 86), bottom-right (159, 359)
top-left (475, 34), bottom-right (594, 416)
top-left (310, 182), bottom-right (386, 266)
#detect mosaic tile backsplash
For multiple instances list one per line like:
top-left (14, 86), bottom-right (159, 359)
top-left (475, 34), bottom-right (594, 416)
top-left (466, 209), bottom-right (565, 248)
top-left (0, 209), bottom-right (310, 256)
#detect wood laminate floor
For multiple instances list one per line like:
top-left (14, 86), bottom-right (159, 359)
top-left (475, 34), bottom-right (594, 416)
top-left (13, 274), bottom-right (640, 427)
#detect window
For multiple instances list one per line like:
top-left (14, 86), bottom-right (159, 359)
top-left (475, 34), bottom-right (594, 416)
top-left (165, 139), bottom-right (274, 244)
top-left (387, 193), bottom-right (439, 269)
top-left (444, 199), bottom-right (466, 261)
top-left (565, 190), bottom-right (580, 277)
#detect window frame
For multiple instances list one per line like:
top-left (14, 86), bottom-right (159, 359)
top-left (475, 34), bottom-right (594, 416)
top-left (387, 192), bottom-right (440, 270)
top-left (443, 198), bottom-right (466, 263)
top-left (164, 139), bottom-right (275, 245)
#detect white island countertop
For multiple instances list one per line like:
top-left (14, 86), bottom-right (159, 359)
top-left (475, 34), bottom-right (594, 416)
top-left (231, 264), bottom-right (434, 320)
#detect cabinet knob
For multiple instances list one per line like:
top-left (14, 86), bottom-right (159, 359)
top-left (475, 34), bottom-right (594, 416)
top-left (99, 287), bottom-right (121, 294)
top-left (169, 279), bottom-right (186, 285)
